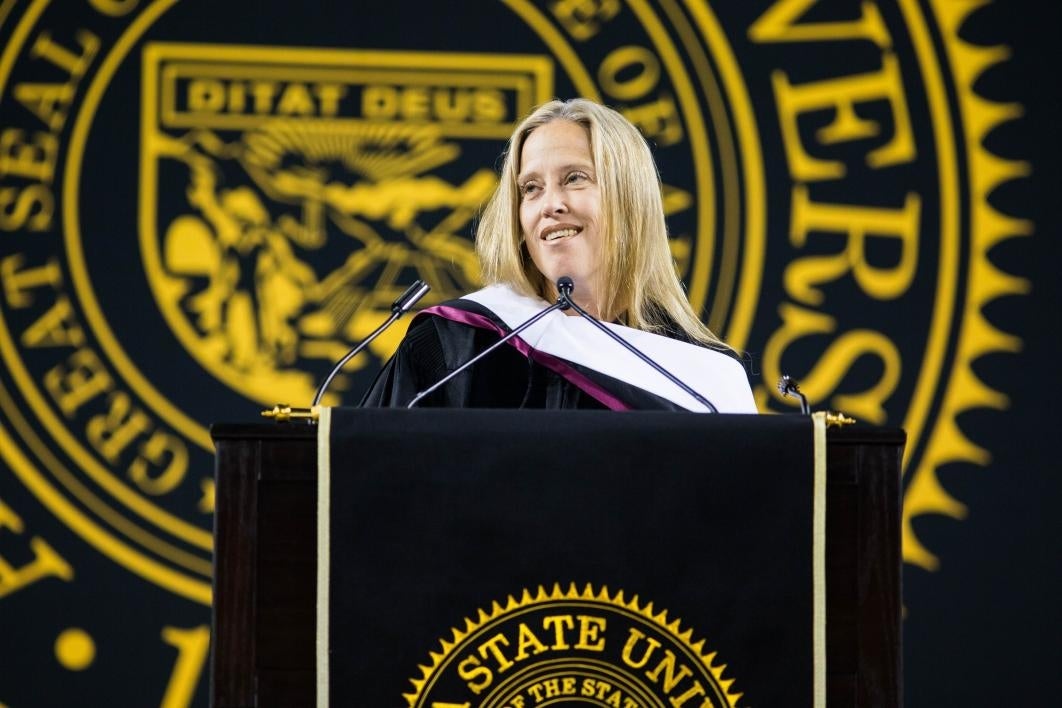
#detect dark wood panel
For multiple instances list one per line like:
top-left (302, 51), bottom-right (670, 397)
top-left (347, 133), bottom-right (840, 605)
top-left (827, 427), bottom-right (904, 706)
top-left (210, 435), bottom-right (260, 708)
top-left (211, 420), bottom-right (903, 707)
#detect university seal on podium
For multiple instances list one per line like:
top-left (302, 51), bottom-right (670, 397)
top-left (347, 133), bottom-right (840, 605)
top-left (404, 583), bottom-right (741, 708)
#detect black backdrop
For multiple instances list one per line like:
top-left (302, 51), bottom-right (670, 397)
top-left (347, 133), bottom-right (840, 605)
top-left (0, 1), bottom-right (1059, 705)
top-left (900, 1), bottom-right (1062, 701)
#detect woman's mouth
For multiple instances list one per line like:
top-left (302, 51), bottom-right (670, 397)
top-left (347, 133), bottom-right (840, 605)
top-left (542, 226), bottom-right (580, 242)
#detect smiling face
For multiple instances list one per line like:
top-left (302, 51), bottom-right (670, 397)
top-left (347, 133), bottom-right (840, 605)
top-left (517, 119), bottom-right (604, 314)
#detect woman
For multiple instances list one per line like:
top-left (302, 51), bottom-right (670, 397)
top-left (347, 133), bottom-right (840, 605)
top-left (361, 98), bottom-right (755, 412)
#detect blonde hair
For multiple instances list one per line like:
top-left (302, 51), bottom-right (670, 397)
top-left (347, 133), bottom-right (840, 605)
top-left (475, 98), bottom-right (726, 348)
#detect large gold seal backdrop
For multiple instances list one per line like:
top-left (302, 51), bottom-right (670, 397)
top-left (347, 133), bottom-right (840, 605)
top-left (0, 0), bottom-right (1057, 705)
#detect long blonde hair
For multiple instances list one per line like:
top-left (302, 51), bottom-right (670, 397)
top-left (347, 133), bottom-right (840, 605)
top-left (475, 98), bottom-right (726, 348)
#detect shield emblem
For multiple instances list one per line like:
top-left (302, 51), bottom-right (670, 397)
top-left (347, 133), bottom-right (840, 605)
top-left (139, 42), bottom-right (553, 405)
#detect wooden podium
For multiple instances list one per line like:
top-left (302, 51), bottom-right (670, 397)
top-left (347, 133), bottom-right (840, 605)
top-left (210, 413), bottom-right (903, 707)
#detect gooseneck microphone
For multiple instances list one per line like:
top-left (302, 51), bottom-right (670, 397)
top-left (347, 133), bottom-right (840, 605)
top-left (777, 374), bottom-right (810, 415)
top-left (556, 276), bottom-right (718, 413)
top-left (406, 292), bottom-right (571, 408)
top-left (311, 280), bottom-right (431, 407)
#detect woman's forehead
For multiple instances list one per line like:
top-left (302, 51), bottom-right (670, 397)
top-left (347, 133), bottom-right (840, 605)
top-left (518, 120), bottom-right (594, 173)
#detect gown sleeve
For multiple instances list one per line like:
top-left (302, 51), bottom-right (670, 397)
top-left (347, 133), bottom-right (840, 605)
top-left (358, 315), bottom-right (534, 408)
top-left (358, 316), bottom-right (451, 408)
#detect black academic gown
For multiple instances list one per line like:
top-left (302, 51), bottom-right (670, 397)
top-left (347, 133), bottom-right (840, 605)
top-left (359, 298), bottom-right (693, 410)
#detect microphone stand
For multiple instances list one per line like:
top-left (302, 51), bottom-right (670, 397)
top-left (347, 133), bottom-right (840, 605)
top-left (556, 277), bottom-right (718, 413)
top-left (777, 374), bottom-right (811, 415)
top-left (311, 280), bottom-right (431, 407)
top-left (406, 295), bottom-right (571, 408)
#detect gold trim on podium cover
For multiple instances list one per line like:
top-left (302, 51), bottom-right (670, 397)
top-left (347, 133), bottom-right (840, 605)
top-left (812, 411), bottom-right (827, 708)
top-left (315, 412), bottom-right (828, 707)
top-left (316, 406), bottom-right (332, 708)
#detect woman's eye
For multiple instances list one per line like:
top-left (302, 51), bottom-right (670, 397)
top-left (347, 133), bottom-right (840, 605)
top-left (566, 172), bottom-right (586, 184)
top-left (520, 183), bottom-right (539, 198)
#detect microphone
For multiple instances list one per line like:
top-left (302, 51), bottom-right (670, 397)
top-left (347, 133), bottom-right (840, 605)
top-left (777, 374), bottom-right (810, 414)
top-left (556, 276), bottom-right (718, 413)
top-left (311, 280), bottom-right (430, 407)
top-left (406, 290), bottom-right (571, 408)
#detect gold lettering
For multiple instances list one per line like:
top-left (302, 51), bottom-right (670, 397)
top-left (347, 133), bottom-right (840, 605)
top-left (363, 86), bottom-right (505, 123)
top-left (472, 90), bottom-right (505, 122)
top-left (251, 81), bottom-right (278, 113)
top-left (314, 83), bottom-right (345, 116)
top-left (30, 30), bottom-right (99, 79)
top-left (1, 255), bottom-right (61, 307)
top-left (749, 0), bottom-right (890, 47)
top-left (129, 432), bottom-right (188, 496)
top-left (574, 615), bottom-right (606, 651)
top-left (763, 303), bottom-right (900, 423)
top-left (772, 53), bottom-right (915, 180)
top-left (363, 85), bottom-right (397, 117)
top-left (787, 186), bottom-right (920, 304)
top-left (0, 497), bottom-right (74, 599)
top-left (185, 80), bottom-right (344, 117)
top-left (621, 628), bottom-right (660, 669)
top-left (14, 83), bottom-right (75, 132)
top-left (0, 185), bottom-right (54, 231)
top-left (478, 633), bottom-right (515, 672)
top-left (550, 0), bottom-right (621, 41)
top-left (598, 46), bottom-right (660, 101)
top-left (187, 79), bottom-right (225, 113)
top-left (20, 296), bottom-right (85, 348)
top-left (0, 128), bottom-right (58, 183)
top-left (43, 348), bottom-right (113, 416)
top-left (276, 83), bottom-right (315, 116)
top-left (10, 29), bottom-right (97, 134)
top-left (434, 90), bottom-right (471, 121)
top-left (160, 625), bottom-right (209, 708)
top-left (670, 681), bottom-right (711, 707)
top-left (622, 94), bottom-right (683, 145)
top-left (226, 82), bottom-right (246, 113)
top-left (543, 614), bottom-right (574, 649)
top-left (645, 648), bottom-right (693, 694)
top-left (86, 392), bottom-right (153, 463)
top-left (400, 87), bottom-right (430, 120)
top-left (457, 654), bottom-right (491, 695)
top-left (514, 622), bottom-right (548, 660)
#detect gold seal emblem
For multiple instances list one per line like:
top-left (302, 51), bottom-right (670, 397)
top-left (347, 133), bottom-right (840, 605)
top-left (0, 0), bottom-right (1029, 702)
top-left (404, 583), bottom-right (741, 708)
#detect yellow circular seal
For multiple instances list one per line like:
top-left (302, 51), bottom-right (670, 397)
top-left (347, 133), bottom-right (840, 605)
top-left (405, 583), bottom-right (741, 708)
top-left (0, 0), bottom-right (1030, 702)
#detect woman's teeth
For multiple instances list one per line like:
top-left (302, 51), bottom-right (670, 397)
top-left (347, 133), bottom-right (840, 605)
top-left (544, 228), bottom-right (578, 241)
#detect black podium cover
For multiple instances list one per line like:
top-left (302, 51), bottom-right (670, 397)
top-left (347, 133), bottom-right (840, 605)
top-left (317, 408), bottom-right (827, 707)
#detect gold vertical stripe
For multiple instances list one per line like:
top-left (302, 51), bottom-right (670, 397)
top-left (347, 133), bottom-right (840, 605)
top-left (811, 412), bottom-right (827, 708)
top-left (316, 407), bottom-right (332, 708)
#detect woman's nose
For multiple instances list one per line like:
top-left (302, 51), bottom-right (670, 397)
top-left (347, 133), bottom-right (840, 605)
top-left (541, 185), bottom-right (568, 215)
